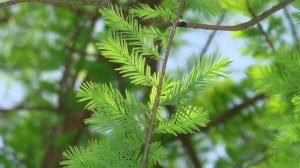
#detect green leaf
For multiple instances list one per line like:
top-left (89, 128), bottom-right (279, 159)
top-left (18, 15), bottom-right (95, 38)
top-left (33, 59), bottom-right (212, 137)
top-left (130, 4), bottom-right (176, 21)
top-left (292, 95), bottom-right (300, 113)
top-left (77, 82), bottom-right (125, 118)
top-left (162, 55), bottom-right (231, 105)
top-left (100, 5), bottom-right (162, 60)
top-left (156, 105), bottom-right (209, 135)
top-left (185, 0), bottom-right (223, 16)
top-left (147, 142), bottom-right (167, 167)
top-left (98, 31), bottom-right (154, 86)
top-left (61, 143), bottom-right (101, 168)
top-left (294, 0), bottom-right (300, 10)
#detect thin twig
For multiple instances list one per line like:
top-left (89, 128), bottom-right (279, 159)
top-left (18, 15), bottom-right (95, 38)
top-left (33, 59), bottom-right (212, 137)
top-left (246, 2), bottom-right (296, 89)
top-left (199, 13), bottom-right (226, 58)
top-left (246, 0), bottom-right (275, 51)
top-left (283, 6), bottom-right (300, 50)
top-left (58, 24), bottom-right (83, 112)
top-left (0, 104), bottom-right (56, 115)
top-left (1, 0), bottom-right (294, 32)
top-left (140, 0), bottom-right (184, 167)
top-left (0, 0), bottom-right (107, 8)
top-left (174, 0), bottom-right (294, 31)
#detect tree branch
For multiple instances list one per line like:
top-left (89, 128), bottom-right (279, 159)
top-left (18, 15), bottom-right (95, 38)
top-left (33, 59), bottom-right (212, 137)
top-left (246, 0), bottom-right (275, 51)
top-left (69, 10), bottom-right (99, 91)
top-left (179, 134), bottom-right (202, 168)
top-left (41, 10), bottom-right (100, 167)
top-left (201, 94), bottom-right (265, 132)
top-left (140, 0), bottom-right (184, 167)
top-left (1, 0), bottom-right (294, 32)
top-left (0, 0), bottom-right (107, 8)
top-left (0, 104), bottom-right (56, 115)
top-left (174, 0), bottom-right (294, 31)
top-left (199, 13), bottom-right (226, 58)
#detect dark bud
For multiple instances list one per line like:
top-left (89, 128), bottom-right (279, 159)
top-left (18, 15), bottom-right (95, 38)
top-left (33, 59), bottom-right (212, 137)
top-left (178, 21), bottom-right (187, 27)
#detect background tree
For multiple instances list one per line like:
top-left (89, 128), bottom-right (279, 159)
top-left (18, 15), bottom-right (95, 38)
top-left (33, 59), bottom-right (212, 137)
top-left (0, 0), bottom-right (299, 167)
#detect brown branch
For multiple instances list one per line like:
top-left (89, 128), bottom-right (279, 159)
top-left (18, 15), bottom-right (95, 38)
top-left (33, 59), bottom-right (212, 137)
top-left (246, 0), bottom-right (275, 51)
top-left (140, 0), bottom-right (184, 167)
top-left (1, 0), bottom-right (294, 33)
top-left (69, 11), bottom-right (99, 91)
top-left (202, 94), bottom-right (266, 132)
top-left (41, 10), bottom-right (100, 167)
top-left (179, 135), bottom-right (202, 168)
top-left (58, 20), bottom-right (86, 110)
top-left (0, 104), bottom-right (56, 115)
top-left (234, 145), bottom-right (268, 167)
top-left (0, 15), bottom-right (10, 22)
top-left (174, 0), bottom-right (294, 31)
top-left (57, 50), bottom-right (73, 112)
top-left (1, 0), bottom-right (293, 32)
top-left (58, 10), bottom-right (99, 112)
top-left (0, 0), bottom-right (108, 8)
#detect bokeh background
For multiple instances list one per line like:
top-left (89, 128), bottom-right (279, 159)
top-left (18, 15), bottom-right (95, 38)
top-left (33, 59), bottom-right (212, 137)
top-left (0, 0), bottom-right (299, 167)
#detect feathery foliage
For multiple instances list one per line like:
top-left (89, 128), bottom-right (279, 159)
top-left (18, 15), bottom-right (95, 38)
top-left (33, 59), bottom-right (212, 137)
top-left (100, 5), bottom-right (162, 60)
top-left (162, 55), bottom-right (230, 105)
top-left (64, 83), bottom-right (148, 167)
top-left (156, 105), bottom-right (209, 135)
top-left (98, 31), bottom-right (154, 86)
top-left (248, 47), bottom-right (300, 167)
top-left (184, 0), bottom-right (223, 16)
top-left (62, 2), bottom-right (229, 168)
top-left (248, 48), bottom-right (300, 98)
top-left (162, 0), bottom-right (223, 16)
top-left (2, 0), bottom-right (300, 167)
top-left (77, 82), bottom-right (147, 129)
top-left (147, 142), bottom-right (167, 167)
top-left (130, 4), bottom-right (176, 21)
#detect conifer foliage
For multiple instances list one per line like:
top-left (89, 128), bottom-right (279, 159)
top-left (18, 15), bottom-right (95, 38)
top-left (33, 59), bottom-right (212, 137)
top-left (2, 0), bottom-right (300, 167)
top-left (61, 1), bottom-right (229, 167)
top-left (248, 48), bottom-right (300, 167)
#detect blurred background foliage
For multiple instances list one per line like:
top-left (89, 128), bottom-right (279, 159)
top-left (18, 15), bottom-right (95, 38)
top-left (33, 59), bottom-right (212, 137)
top-left (0, 0), bottom-right (299, 167)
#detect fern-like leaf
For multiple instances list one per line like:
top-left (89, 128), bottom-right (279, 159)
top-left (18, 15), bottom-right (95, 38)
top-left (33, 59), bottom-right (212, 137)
top-left (162, 55), bottom-right (230, 105)
top-left (156, 105), bottom-right (209, 135)
top-left (78, 82), bottom-right (146, 121)
top-left (98, 31), bottom-right (154, 86)
top-left (77, 82), bottom-right (125, 119)
top-left (130, 4), bottom-right (176, 21)
top-left (100, 5), bottom-right (162, 60)
top-left (185, 0), bottom-right (223, 16)
top-left (61, 145), bottom-right (100, 168)
top-left (147, 142), bottom-right (167, 167)
top-left (292, 95), bottom-right (300, 113)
